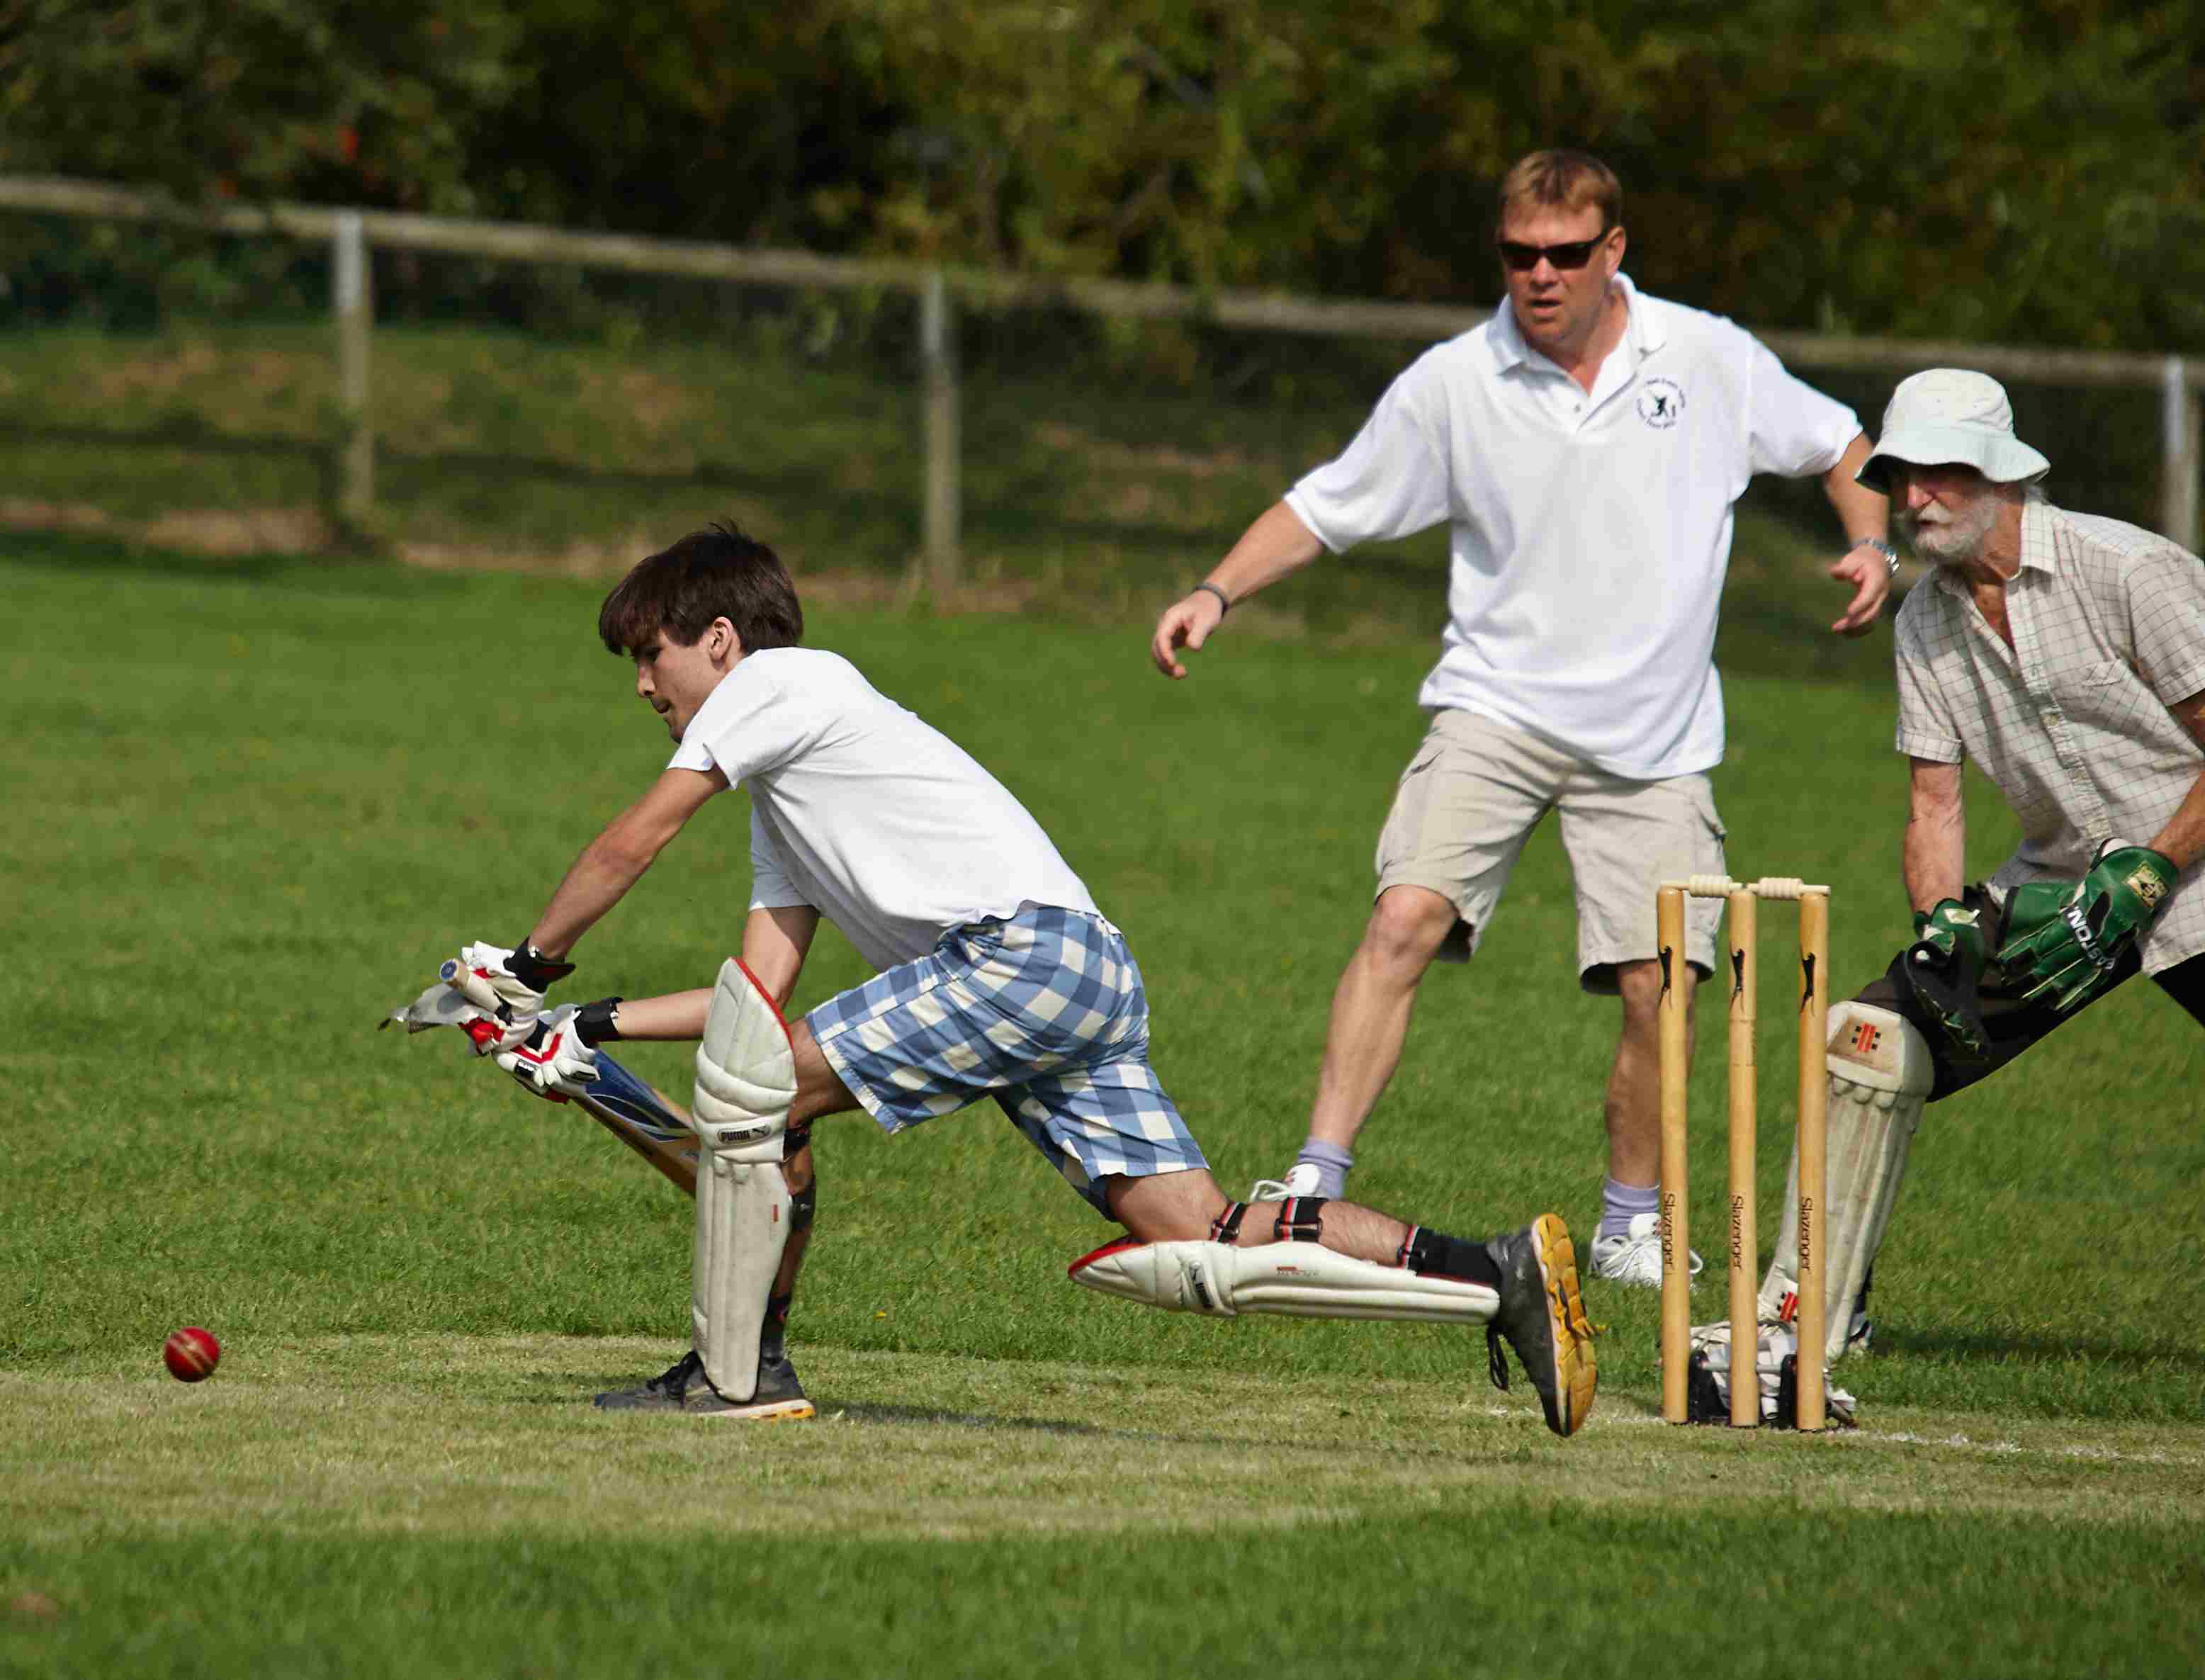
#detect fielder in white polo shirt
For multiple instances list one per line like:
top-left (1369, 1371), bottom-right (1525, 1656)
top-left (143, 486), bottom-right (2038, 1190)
top-left (1150, 148), bottom-right (1893, 1287)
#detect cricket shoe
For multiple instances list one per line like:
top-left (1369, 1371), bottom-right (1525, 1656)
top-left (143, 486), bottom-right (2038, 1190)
top-left (1484, 1214), bottom-right (1598, 1438)
top-left (594, 1349), bottom-right (817, 1421)
top-left (1586, 1212), bottom-right (1703, 1288)
top-left (1686, 1321), bottom-right (1857, 1428)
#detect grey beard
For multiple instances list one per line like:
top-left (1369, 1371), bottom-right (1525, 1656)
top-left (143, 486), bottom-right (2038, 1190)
top-left (1902, 501), bottom-right (2001, 565)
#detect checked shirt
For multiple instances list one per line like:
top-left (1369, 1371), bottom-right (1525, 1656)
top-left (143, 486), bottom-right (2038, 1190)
top-left (1893, 499), bottom-right (2205, 974)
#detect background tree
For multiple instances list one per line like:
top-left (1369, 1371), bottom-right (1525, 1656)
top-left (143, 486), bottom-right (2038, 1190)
top-left (1, 0), bottom-right (2198, 348)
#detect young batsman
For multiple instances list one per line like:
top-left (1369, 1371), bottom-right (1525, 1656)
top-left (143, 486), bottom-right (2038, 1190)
top-left (429, 523), bottom-right (1599, 1434)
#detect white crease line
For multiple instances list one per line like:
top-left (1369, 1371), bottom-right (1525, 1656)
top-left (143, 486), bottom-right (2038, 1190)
top-left (1477, 1403), bottom-right (2194, 1466)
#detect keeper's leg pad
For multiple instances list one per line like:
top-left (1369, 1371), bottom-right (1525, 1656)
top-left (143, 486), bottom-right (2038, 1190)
top-left (688, 958), bottom-right (800, 1401)
top-left (692, 1154), bottom-right (794, 1401)
top-left (1758, 1001), bottom-right (1932, 1360)
top-left (1067, 1238), bottom-right (1499, 1324)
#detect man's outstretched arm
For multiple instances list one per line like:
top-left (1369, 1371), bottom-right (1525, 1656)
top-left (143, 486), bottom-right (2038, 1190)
top-left (1822, 433), bottom-right (1893, 636)
top-left (524, 766), bottom-right (727, 959)
top-left (555, 906), bottom-right (820, 1048)
top-left (737, 904), bottom-right (820, 1012)
top-left (1150, 500), bottom-right (1326, 677)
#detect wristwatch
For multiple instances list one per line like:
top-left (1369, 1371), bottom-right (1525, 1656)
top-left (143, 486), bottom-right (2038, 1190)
top-left (1853, 537), bottom-right (1900, 575)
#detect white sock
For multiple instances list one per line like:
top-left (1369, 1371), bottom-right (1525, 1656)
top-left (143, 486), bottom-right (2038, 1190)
top-left (1292, 1140), bottom-right (1354, 1199)
top-left (1598, 1176), bottom-right (1657, 1244)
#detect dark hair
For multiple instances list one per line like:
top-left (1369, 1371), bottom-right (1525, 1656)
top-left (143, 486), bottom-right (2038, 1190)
top-left (1495, 149), bottom-right (1623, 237)
top-left (597, 521), bottom-right (803, 656)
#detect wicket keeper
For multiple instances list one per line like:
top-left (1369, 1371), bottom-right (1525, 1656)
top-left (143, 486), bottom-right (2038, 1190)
top-left (1696, 369), bottom-right (2205, 1401)
top-left (430, 524), bottom-right (1597, 1432)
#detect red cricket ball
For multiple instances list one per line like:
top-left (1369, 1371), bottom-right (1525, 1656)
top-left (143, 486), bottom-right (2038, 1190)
top-left (162, 1326), bottom-right (221, 1382)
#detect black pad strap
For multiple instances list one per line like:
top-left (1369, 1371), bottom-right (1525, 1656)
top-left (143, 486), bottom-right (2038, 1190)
top-left (762, 1290), bottom-right (794, 1364)
top-left (1209, 1202), bottom-right (1249, 1244)
top-left (1272, 1195), bottom-right (1326, 1243)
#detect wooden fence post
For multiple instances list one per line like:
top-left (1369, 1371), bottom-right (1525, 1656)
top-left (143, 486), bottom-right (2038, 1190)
top-left (2165, 356), bottom-right (2201, 555)
top-left (333, 210), bottom-right (373, 526)
top-left (920, 268), bottom-right (960, 594)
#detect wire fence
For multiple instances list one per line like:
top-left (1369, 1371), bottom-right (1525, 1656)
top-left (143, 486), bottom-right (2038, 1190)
top-left (0, 174), bottom-right (2196, 599)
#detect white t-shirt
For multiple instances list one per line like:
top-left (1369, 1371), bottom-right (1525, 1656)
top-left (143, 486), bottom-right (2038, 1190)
top-left (668, 647), bottom-right (1099, 972)
top-left (1285, 275), bottom-right (1861, 779)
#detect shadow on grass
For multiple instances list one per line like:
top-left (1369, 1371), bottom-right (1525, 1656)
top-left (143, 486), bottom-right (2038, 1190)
top-left (0, 526), bottom-right (481, 599)
top-left (1876, 1327), bottom-right (2205, 1375)
top-left (0, 417), bottom-right (328, 461)
top-left (509, 1377), bottom-right (1108, 1436)
top-left (379, 443), bottom-right (898, 511)
top-left (830, 1401), bottom-right (1107, 1436)
top-left (0, 524), bottom-right (302, 580)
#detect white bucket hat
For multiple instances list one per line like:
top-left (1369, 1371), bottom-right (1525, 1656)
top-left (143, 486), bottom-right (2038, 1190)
top-left (1856, 368), bottom-right (2051, 493)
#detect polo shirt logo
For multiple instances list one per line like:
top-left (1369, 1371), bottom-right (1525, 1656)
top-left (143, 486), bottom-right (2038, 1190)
top-left (1637, 377), bottom-right (1686, 429)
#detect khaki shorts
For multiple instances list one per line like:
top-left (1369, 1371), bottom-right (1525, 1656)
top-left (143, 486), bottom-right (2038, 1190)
top-left (1374, 708), bottom-right (1727, 992)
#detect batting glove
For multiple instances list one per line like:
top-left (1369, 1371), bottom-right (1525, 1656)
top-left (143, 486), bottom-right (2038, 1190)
top-left (445, 940), bottom-right (575, 1054)
top-left (494, 1005), bottom-right (601, 1102)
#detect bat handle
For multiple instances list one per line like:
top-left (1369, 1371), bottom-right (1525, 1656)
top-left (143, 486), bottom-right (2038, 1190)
top-left (461, 1017), bottom-right (552, 1049)
top-left (447, 963), bottom-right (551, 1052)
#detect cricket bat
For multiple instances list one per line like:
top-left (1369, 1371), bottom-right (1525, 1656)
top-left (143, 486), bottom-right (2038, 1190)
top-left (383, 970), bottom-right (699, 1197)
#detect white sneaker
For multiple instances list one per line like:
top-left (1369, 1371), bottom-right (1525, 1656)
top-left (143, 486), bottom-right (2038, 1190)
top-left (1248, 1163), bottom-right (1324, 1201)
top-left (1586, 1212), bottom-right (1703, 1287)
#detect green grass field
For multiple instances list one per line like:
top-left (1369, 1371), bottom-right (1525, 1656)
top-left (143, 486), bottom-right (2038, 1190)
top-left (4, 524), bottom-right (2202, 1677)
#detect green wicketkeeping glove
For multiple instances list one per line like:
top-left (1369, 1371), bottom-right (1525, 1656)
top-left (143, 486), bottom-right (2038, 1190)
top-left (1994, 845), bottom-right (2180, 1015)
top-left (1911, 898), bottom-right (1988, 969)
top-left (1903, 898), bottom-right (1992, 1055)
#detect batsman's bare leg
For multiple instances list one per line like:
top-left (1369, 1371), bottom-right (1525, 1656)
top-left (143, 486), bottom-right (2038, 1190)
top-left (1090, 1168), bottom-right (1596, 1436)
top-left (1291, 886), bottom-right (1460, 1196)
top-left (1107, 1167), bottom-right (1402, 1256)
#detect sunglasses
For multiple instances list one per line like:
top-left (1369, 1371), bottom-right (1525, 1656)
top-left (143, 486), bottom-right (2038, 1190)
top-left (1496, 232), bottom-right (1613, 272)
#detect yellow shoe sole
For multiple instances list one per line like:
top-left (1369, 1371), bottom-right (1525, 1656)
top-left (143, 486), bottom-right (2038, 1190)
top-left (1533, 1212), bottom-right (1598, 1436)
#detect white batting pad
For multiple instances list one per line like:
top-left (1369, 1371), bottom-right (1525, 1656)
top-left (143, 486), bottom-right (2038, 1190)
top-left (1068, 1239), bottom-right (1498, 1324)
top-left (693, 958), bottom-right (796, 1160)
top-left (692, 1154), bottom-right (793, 1402)
top-left (686, 958), bottom-right (801, 1400)
top-left (1759, 1001), bottom-right (1933, 1359)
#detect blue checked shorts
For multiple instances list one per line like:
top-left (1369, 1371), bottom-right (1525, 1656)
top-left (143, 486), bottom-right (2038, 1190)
top-left (804, 905), bottom-right (1207, 1214)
